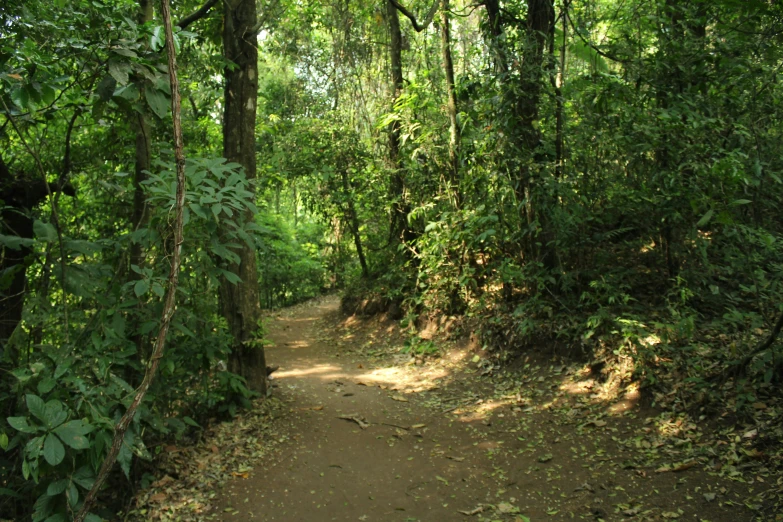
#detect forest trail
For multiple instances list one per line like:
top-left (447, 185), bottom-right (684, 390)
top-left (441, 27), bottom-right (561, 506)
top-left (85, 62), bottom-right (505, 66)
top-left (210, 296), bottom-right (751, 522)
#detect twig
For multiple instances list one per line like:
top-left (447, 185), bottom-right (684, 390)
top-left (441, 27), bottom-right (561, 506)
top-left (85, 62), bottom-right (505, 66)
top-left (73, 0), bottom-right (187, 518)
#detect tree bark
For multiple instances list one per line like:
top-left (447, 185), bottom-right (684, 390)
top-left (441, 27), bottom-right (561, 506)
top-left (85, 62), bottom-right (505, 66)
top-left (341, 169), bottom-right (369, 278)
top-left (386, 0), bottom-right (407, 244)
top-left (550, 0), bottom-right (567, 179)
top-left (441, 0), bottom-right (460, 207)
top-left (129, 0), bottom-right (154, 370)
top-left (221, 0), bottom-right (266, 393)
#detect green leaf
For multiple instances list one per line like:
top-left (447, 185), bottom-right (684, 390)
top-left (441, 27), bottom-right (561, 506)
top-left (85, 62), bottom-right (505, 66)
top-left (731, 199), bottom-right (752, 206)
top-left (67, 481), bottom-right (79, 507)
top-left (150, 25), bottom-right (165, 51)
top-left (53, 420), bottom-right (94, 450)
top-left (26, 394), bottom-right (47, 423)
top-left (54, 358), bottom-right (74, 379)
top-left (26, 435), bottom-right (45, 457)
top-left (0, 432), bottom-right (8, 450)
top-left (134, 279), bottom-right (149, 297)
top-left (96, 75), bottom-right (117, 102)
top-left (108, 60), bottom-right (130, 85)
top-left (221, 269), bottom-right (242, 285)
top-left (0, 233), bottom-right (34, 250)
top-left (9, 86), bottom-right (30, 110)
top-left (85, 514), bottom-right (104, 522)
top-left (47, 479), bottom-right (69, 496)
top-left (183, 416), bottom-right (201, 428)
top-left (145, 88), bottom-right (169, 119)
top-left (152, 282), bottom-right (165, 298)
top-left (7, 416), bottom-right (37, 433)
top-left (33, 220), bottom-right (58, 243)
top-left (71, 466), bottom-right (96, 489)
top-left (43, 400), bottom-right (68, 429)
top-left (0, 487), bottom-right (22, 498)
top-left (37, 377), bottom-right (57, 395)
top-left (696, 209), bottom-right (714, 227)
top-left (43, 433), bottom-right (65, 466)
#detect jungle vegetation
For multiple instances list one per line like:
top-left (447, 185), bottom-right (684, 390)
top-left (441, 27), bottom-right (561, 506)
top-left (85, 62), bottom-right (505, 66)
top-left (1, 0), bottom-right (782, 519)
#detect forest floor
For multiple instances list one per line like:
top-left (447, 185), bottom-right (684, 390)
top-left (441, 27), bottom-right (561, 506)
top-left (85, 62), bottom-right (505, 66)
top-left (131, 296), bottom-right (776, 522)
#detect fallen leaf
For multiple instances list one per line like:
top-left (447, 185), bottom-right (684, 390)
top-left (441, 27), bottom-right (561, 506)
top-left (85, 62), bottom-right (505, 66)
top-left (703, 492), bottom-right (716, 502)
top-left (661, 512), bottom-right (680, 519)
top-left (151, 475), bottom-right (175, 488)
top-left (391, 395), bottom-right (409, 402)
top-left (671, 460), bottom-right (697, 472)
top-left (149, 493), bottom-right (167, 503)
top-left (457, 505), bottom-right (485, 516)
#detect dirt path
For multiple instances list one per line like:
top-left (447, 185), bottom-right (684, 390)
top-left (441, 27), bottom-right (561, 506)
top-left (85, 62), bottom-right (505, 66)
top-left (212, 296), bottom-right (754, 522)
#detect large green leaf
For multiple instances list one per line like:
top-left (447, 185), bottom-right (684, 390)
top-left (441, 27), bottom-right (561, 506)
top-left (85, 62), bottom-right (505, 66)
top-left (145, 88), bottom-right (169, 119)
top-left (53, 420), bottom-right (93, 450)
top-left (71, 466), bottom-right (96, 489)
top-left (46, 479), bottom-right (69, 496)
top-left (43, 400), bottom-right (68, 430)
top-left (7, 416), bottom-right (37, 434)
top-left (43, 434), bottom-right (65, 466)
top-left (0, 234), bottom-right (34, 250)
top-left (33, 221), bottom-right (58, 243)
top-left (108, 60), bottom-right (130, 85)
top-left (26, 394), bottom-right (47, 424)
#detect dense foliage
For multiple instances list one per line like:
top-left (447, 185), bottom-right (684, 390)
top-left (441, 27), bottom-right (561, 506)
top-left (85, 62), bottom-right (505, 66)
top-left (1, 0), bottom-right (782, 519)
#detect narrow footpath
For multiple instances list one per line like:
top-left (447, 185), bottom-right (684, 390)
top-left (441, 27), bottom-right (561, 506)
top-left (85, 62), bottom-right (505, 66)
top-left (206, 296), bottom-right (753, 522)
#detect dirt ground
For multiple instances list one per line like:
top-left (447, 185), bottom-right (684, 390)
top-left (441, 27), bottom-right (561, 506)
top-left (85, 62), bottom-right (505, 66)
top-left (203, 296), bottom-right (758, 522)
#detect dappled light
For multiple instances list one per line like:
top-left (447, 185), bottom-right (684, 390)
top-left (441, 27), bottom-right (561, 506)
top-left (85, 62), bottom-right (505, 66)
top-left (2, 0), bottom-right (781, 520)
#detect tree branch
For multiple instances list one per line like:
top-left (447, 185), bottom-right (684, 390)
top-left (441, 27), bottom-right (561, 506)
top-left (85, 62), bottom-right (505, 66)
top-left (176, 0), bottom-right (218, 29)
top-left (390, 0), bottom-right (440, 32)
top-left (567, 12), bottom-right (628, 65)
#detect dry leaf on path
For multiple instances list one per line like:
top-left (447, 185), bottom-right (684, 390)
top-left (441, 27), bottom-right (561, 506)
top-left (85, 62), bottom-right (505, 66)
top-left (457, 505), bottom-right (485, 516)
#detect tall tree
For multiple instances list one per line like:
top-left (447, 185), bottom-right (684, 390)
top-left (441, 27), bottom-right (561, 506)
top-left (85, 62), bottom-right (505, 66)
top-left (220, 0), bottom-right (267, 392)
top-left (441, 0), bottom-right (460, 206)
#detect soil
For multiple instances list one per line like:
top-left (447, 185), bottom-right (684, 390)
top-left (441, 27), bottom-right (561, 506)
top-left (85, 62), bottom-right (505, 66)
top-left (206, 296), bottom-right (757, 522)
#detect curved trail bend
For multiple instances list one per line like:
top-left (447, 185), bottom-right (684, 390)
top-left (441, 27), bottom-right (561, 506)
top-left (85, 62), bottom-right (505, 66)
top-left (214, 296), bottom-right (746, 522)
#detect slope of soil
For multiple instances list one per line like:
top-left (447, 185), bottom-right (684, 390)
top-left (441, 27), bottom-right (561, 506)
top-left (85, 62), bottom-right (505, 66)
top-left (131, 295), bottom-right (774, 521)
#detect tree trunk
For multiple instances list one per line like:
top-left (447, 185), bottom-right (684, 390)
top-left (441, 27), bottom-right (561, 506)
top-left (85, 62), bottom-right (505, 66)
top-left (441, 0), bottom-right (460, 207)
top-left (129, 0), bottom-right (154, 372)
top-left (341, 170), bottom-right (369, 278)
top-left (386, 0), bottom-right (408, 244)
top-left (221, 0), bottom-right (266, 393)
top-left (550, 0), bottom-right (567, 179)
